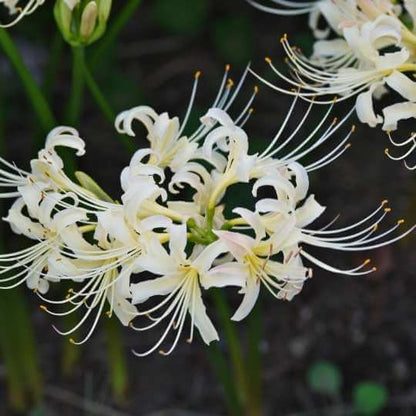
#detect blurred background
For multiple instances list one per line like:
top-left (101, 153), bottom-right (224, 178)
top-left (0, 0), bottom-right (415, 415)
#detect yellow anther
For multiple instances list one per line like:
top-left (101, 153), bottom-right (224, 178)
top-left (194, 70), bottom-right (201, 79)
top-left (384, 207), bottom-right (391, 213)
top-left (254, 85), bottom-right (259, 93)
top-left (106, 311), bottom-right (112, 317)
top-left (332, 117), bottom-right (338, 124)
top-left (345, 143), bottom-right (352, 149)
top-left (226, 78), bottom-right (234, 88)
top-left (249, 107), bottom-right (254, 113)
top-left (69, 338), bottom-right (75, 344)
top-left (40, 305), bottom-right (47, 311)
top-left (225, 64), bottom-right (231, 71)
top-left (385, 148), bottom-right (389, 154)
top-left (398, 219), bottom-right (405, 225)
top-left (382, 199), bottom-right (388, 205)
top-left (351, 124), bottom-right (356, 133)
top-left (265, 57), bottom-right (272, 64)
top-left (372, 267), bottom-right (378, 272)
top-left (373, 224), bottom-right (378, 231)
top-left (364, 259), bottom-right (371, 265)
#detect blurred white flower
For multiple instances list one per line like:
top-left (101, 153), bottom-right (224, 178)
top-left (249, 0), bottom-right (416, 168)
top-left (0, 0), bottom-right (44, 26)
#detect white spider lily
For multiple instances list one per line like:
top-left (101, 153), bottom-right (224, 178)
top-left (248, 0), bottom-right (416, 168)
top-left (254, 188), bottom-right (416, 277)
top-left (0, 0), bottom-right (45, 27)
top-left (214, 191), bottom-right (415, 320)
top-left (36, 213), bottom-right (174, 345)
top-left (115, 66), bottom-right (258, 174)
top-left (212, 209), bottom-right (312, 321)
top-left (0, 194), bottom-right (88, 293)
top-left (130, 223), bottom-right (228, 356)
top-left (172, 96), bottom-right (355, 215)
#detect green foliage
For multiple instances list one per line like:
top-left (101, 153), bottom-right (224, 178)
top-left (153, 0), bottom-right (209, 35)
top-left (353, 382), bottom-right (388, 416)
top-left (307, 360), bottom-right (342, 396)
top-left (213, 15), bottom-right (254, 66)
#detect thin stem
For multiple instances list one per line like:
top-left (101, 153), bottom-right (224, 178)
top-left (90, 0), bottom-right (142, 70)
top-left (211, 290), bottom-right (250, 410)
top-left (104, 316), bottom-right (129, 404)
top-left (207, 342), bottom-right (242, 416)
top-left (65, 46), bottom-right (85, 126)
top-left (81, 60), bottom-right (135, 153)
top-left (247, 303), bottom-right (263, 416)
top-left (0, 28), bottom-right (55, 132)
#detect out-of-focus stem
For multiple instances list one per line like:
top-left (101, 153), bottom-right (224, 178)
top-left (0, 28), bottom-right (56, 132)
top-left (81, 59), bottom-right (135, 153)
top-left (90, 0), bottom-right (142, 70)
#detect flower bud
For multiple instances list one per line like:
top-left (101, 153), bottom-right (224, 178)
top-left (54, 0), bottom-right (112, 46)
top-left (80, 1), bottom-right (98, 40)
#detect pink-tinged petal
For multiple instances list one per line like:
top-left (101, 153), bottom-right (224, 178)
top-left (214, 230), bottom-right (255, 261)
top-left (200, 262), bottom-right (247, 289)
top-left (231, 277), bottom-right (260, 322)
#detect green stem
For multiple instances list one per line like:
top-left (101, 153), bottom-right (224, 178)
top-left (103, 316), bottom-right (129, 404)
top-left (0, 81), bottom-right (42, 412)
top-left (65, 46), bottom-right (85, 126)
top-left (211, 290), bottom-right (250, 410)
top-left (61, 45), bottom-right (86, 177)
top-left (207, 343), bottom-right (242, 416)
top-left (81, 60), bottom-right (135, 153)
top-left (0, 28), bottom-right (55, 132)
top-left (42, 31), bottom-right (64, 103)
top-left (247, 303), bottom-right (263, 416)
top-left (90, 0), bottom-right (142, 70)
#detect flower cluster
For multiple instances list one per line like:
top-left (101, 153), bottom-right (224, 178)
top-left (249, 0), bottom-right (416, 168)
top-left (0, 68), bottom-right (412, 355)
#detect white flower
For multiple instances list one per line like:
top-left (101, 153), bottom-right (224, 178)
top-left (115, 67), bottom-right (258, 174)
top-left (212, 208), bottom-right (311, 321)
top-left (0, 65), bottom-right (414, 354)
top-left (130, 223), bottom-right (227, 356)
top-left (249, 0), bottom-right (416, 168)
top-left (0, 0), bottom-right (45, 27)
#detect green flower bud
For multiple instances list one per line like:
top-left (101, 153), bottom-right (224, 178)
top-left (54, 0), bottom-right (112, 46)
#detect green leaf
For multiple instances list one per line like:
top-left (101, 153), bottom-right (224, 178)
top-left (306, 360), bottom-right (342, 396)
top-left (75, 171), bottom-right (114, 202)
top-left (353, 382), bottom-right (388, 415)
top-left (212, 15), bottom-right (253, 66)
top-left (153, 0), bottom-right (209, 35)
